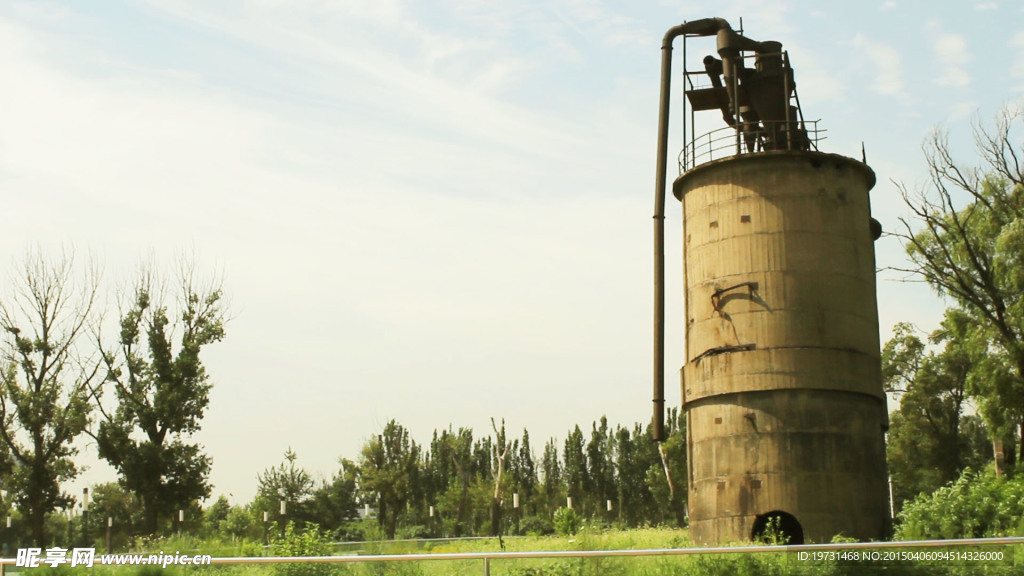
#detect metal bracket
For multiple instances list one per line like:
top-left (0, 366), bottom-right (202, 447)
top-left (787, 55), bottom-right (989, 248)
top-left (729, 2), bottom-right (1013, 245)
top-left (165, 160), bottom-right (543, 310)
top-left (711, 281), bottom-right (759, 312)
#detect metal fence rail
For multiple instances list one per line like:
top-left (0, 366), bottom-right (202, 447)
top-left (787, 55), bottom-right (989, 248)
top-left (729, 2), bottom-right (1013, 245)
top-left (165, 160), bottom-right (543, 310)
top-left (4, 536), bottom-right (1018, 574)
top-left (208, 536), bottom-right (1024, 564)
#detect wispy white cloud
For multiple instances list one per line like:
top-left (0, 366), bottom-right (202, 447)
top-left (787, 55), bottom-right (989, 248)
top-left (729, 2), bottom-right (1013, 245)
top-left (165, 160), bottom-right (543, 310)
top-left (142, 0), bottom-right (588, 160)
top-left (880, 1), bottom-right (898, 11)
top-left (556, 0), bottom-right (650, 48)
top-left (925, 20), bottom-right (972, 87)
top-left (1012, 31), bottom-right (1024, 88)
top-left (852, 33), bottom-right (906, 96)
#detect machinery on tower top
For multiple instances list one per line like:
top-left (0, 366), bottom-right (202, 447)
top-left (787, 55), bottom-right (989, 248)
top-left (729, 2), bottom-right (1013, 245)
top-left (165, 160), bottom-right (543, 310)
top-left (677, 17), bottom-right (809, 155)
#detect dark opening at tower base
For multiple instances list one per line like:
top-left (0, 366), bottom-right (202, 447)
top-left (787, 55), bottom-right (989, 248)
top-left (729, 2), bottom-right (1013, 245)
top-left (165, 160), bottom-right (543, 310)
top-left (752, 511), bottom-right (805, 545)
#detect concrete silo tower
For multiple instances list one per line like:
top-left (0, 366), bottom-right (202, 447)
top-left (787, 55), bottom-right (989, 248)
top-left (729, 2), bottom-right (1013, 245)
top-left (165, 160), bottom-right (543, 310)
top-left (651, 18), bottom-right (890, 545)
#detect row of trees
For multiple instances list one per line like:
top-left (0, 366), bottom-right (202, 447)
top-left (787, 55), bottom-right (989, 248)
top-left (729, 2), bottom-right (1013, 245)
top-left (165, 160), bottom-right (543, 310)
top-left (16, 412), bottom-right (686, 548)
top-left (247, 412), bottom-right (686, 541)
top-left (0, 253), bottom-right (227, 545)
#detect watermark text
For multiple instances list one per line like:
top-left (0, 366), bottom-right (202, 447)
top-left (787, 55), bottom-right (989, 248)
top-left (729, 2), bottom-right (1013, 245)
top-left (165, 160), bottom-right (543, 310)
top-left (16, 547), bottom-right (212, 568)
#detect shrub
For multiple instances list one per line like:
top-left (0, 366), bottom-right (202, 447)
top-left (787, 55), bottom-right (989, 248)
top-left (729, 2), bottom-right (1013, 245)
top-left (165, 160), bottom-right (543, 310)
top-left (752, 516), bottom-right (790, 546)
top-left (896, 467), bottom-right (1024, 540)
top-left (222, 506), bottom-right (264, 541)
top-left (271, 521), bottom-right (345, 576)
top-left (395, 524), bottom-right (431, 540)
top-left (553, 508), bottom-right (581, 536)
top-left (520, 515), bottom-right (554, 536)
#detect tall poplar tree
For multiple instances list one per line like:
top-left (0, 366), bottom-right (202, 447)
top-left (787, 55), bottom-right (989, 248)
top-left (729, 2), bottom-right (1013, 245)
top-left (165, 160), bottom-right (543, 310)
top-left (562, 426), bottom-right (586, 513)
top-left (539, 439), bottom-right (562, 517)
top-left (358, 420), bottom-right (421, 539)
top-left (93, 266), bottom-right (226, 534)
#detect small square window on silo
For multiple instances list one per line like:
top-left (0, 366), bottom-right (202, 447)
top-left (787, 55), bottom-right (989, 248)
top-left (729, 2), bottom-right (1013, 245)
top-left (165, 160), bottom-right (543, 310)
top-left (740, 215), bottom-right (751, 223)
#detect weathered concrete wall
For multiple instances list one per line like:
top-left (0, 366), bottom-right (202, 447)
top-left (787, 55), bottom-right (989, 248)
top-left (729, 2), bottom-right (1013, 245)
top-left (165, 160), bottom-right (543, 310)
top-left (673, 151), bottom-right (889, 545)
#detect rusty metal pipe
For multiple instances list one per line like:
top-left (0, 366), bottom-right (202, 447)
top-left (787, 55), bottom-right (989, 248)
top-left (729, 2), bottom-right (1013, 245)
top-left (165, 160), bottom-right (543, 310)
top-left (653, 23), bottom-right (691, 443)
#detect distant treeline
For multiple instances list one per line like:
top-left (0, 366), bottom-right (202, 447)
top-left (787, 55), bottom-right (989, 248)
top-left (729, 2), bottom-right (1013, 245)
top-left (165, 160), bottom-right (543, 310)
top-left (62, 411), bottom-right (687, 546)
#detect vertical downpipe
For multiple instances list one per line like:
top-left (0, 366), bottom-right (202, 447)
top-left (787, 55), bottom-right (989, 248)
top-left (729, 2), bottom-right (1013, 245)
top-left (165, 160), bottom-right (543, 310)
top-left (783, 50), bottom-right (792, 151)
top-left (654, 25), bottom-right (685, 442)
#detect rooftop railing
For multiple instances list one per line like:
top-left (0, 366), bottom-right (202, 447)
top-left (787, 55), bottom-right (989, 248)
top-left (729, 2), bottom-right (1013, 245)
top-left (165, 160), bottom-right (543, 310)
top-left (679, 119), bottom-right (826, 173)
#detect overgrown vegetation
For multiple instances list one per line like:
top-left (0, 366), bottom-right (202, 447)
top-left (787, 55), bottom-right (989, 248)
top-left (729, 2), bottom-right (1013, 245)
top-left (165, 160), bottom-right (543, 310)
top-left (33, 527), bottom-right (1024, 576)
top-left (897, 468), bottom-right (1024, 540)
top-left (271, 521), bottom-right (343, 576)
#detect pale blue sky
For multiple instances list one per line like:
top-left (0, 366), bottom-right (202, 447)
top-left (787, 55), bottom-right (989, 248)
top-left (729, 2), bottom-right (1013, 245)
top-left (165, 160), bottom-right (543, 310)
top-left (1, 0), bottom-right (1021, 505)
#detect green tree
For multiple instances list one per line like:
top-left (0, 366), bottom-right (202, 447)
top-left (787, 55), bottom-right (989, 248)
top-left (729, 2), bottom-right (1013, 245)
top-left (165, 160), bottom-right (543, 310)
top-left (562, 426), bottom-right (586, 513)
top-left (586, 417), bottom-right (615, 520)
top-left (358, 420), bottom-right (420, 539)
top-left (615, 423), bottom-right (659, 526)
top-left (203, 495), bottom-right (231, 538)
top-left (648, 408), bottom-right (687, 526)
top-left (539, 438), bottom-right (563, 519)
top-left (93, 268), bottom-right (225, 535)
top-left (891, 104), bottom-right (1024, 467)
top-left (508, 429), bottom-right (537, 532)
top-left (883, 316), bottom-right (992, 510)
top-left (0, 251), bottom-right (99, 546)
top-left (308, 458), bottom-right (359, 536)
top-left (881, 322), bottom-right (926, 396)
top-left (222, 504), bottom-right (263, 541)
top-left (430, 426), bottom-right (475, 537)
top-left (85, 482), bottom-right (139, 550)
top-left (257, 448), bottom-right (316, 527)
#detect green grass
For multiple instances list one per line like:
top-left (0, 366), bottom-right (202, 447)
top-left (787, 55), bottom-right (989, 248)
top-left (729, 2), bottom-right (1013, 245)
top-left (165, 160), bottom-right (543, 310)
top-left (36, 528), bottom-right (1024, 576)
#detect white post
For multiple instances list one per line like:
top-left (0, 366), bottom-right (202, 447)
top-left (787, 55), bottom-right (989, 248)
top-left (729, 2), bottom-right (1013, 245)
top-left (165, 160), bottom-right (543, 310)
top-left (513, 493), bottom-right (519, 509)
top-left (566, 497), bottom-right (572, 509)
top-left (888, 476), bottom-right (896, 518)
